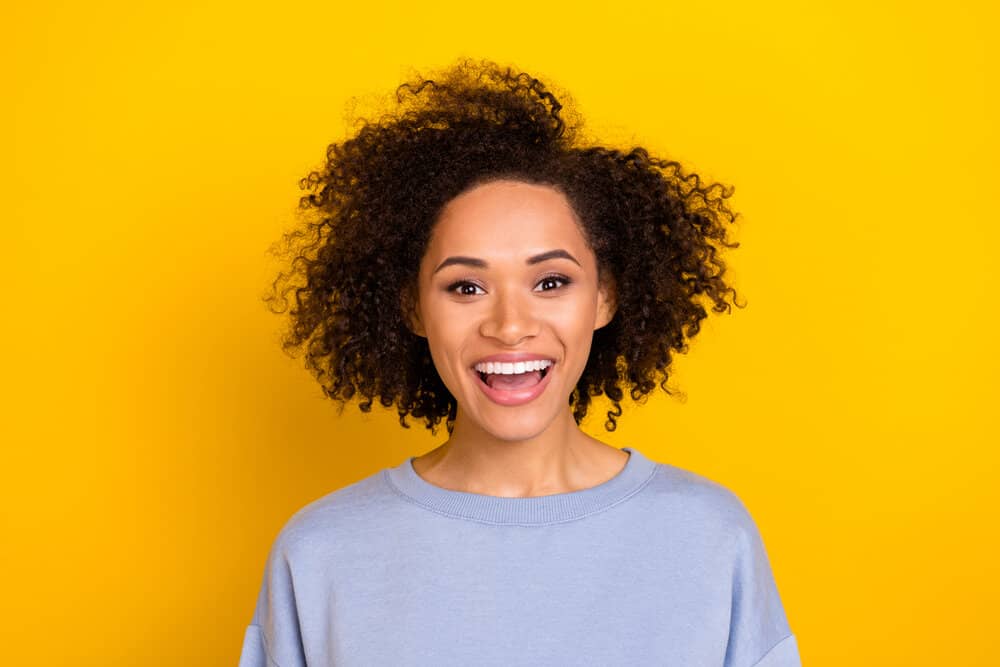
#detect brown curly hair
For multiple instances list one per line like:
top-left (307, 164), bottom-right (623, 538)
top-left (264, 58), bottom-right (745, 435)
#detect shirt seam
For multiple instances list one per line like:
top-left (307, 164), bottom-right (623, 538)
top-left (250, 622), bottom-right (283, 667)
top-left (748, 632), bottom-right (796, 667)
top-left (381, 463), bottom-right (659, 526)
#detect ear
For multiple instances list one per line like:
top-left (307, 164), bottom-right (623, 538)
top-left (400, 285), bottom-right (427, 337)
top-left (594, 275), bottom-right (617, 330)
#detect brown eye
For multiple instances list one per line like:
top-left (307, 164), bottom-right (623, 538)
top-left (535, 275), bottom-right (571, 292)
top-left (447, 281), bottom-right (485, 296)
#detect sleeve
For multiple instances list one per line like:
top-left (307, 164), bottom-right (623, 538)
top-left (723, 501), bottom-right (802, 667)
top-left (237, 624), bottom-right (274, 667)
top-left (237, 533), bottom-right (308, 667)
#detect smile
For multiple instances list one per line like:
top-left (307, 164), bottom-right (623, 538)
top-left (470, 362), bottom-right (554, 406)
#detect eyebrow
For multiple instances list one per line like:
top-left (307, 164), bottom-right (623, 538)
top-left (432, 249), bottom-right (581, 275)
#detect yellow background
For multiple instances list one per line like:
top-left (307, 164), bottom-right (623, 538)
top-left (4, 1), bottom-right (997, 664)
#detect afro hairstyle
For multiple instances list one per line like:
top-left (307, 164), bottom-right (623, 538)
top-left (264, 58), bottom-right (744, 435)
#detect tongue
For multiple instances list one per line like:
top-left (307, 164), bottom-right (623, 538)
top-left (487, 371), bottom-right (542, 391)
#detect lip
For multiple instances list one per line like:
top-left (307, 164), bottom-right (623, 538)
top-left (469, 362), bottom-right (555, 407)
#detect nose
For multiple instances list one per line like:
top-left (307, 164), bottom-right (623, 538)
top-left (478, 288), bottom-right (540, 345)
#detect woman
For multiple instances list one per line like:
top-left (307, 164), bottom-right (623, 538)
top-left (239, 59), bottom-right (801, 666)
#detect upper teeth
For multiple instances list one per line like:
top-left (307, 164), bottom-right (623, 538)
top-left (474, 360), bottom-right (554, 374)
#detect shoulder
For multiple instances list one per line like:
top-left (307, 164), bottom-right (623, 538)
top-left (620, 458), bottom-right (797, 665)
top-left (266, 467), bottom-right (396, 558)
top-left (639, 459), bottom-right (764, 545)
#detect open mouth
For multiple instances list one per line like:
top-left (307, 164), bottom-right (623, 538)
top-left (475, 364), bottom-right (551, 391)
top-left (470, 361), bottom-right (555, 406)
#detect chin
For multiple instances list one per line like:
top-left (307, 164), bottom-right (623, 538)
top-left (466, 408), bottom-right (560, 443)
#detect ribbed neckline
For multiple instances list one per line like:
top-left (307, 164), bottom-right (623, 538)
top-left (383, 446), bottom-right (657, 525)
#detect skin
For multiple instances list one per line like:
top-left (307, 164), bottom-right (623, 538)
top-left (405, 179), bottom-right (628, 498)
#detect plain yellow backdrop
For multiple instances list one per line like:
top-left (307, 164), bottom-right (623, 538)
top-left (4, 0), bottom-right (997, 664)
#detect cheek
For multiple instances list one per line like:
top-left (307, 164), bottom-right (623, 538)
top-left (545, 295), bottom-right (599, 335)
top-left (423, 338), bottom-right (463, 398)
top-left (423, 320), bottom-right (469, 380)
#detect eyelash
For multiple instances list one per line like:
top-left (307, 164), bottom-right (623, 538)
top-left (446, 274), bottom-right (572, 297)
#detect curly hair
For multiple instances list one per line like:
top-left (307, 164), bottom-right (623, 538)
top-left (264, 58), bottom-right (745, 435)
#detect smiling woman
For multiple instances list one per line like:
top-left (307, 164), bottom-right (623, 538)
top-left (406, 180), bottom-right (617, 462)
top-left (241, 58), bottom-right (801, 666)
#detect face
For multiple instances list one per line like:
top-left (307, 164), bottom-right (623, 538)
top-left (405, 179), bottom-right (616, 443)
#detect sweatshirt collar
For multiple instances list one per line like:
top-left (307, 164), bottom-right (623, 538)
top-left (384, 446), bottom-right (657, 525)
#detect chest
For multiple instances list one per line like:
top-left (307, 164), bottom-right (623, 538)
top-left (293, 528), bottom-right (734, 666)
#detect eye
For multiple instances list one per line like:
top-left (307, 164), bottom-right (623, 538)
top-left (446, 280), bottom-right (485, 297)
top-left (535, 274), bottom-right (572, 292)
top-left (445, 274), bottom-right (572, 297)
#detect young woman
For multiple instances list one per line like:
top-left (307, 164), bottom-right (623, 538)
top-left (239, 59), bottom-right (801, 666)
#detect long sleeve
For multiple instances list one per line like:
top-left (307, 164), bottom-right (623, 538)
top-left (237, 624), bottom-right (274, 667)
top-left (724, 503), bottom-right (801, 667)
top-left (238, 532), bottom-right (307, 667)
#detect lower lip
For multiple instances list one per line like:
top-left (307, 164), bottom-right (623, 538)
top-left (471, 365), bottom-right (555, 407)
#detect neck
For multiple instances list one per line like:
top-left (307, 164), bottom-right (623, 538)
top-left (412, 408), bottom-right (626, 497)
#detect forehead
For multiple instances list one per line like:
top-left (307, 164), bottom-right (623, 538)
top-left (425, 180), bottom-right (591, 260)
